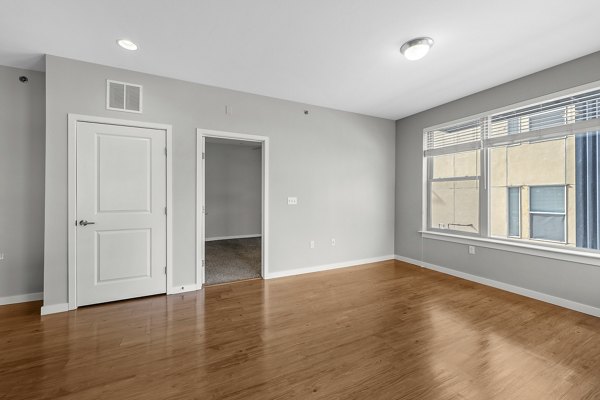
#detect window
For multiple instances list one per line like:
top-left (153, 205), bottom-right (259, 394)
top-left (424, 86), bottom-right (600, 253)
top-left (507, 187), bottom-right (520, 237)
top-left (428, 150), bottom-right (480, 234)
top-left (529, 186), bottom-right (566, 242)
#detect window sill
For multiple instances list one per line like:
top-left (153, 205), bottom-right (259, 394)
top-left (420, 231), bottom-right (600, 267)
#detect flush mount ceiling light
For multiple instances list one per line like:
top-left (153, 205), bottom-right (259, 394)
top-left (117, 39), bottom-right (138, 51)
top-left (400, 37), bottom-right (434, 61)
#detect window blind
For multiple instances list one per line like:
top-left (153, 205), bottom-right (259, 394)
top-left (486, 88), bottom-right (600, 146)
top-left (424, 118), bottom-right (486, 156)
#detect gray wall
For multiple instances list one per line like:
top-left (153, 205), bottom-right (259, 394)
top-left (44, 55), bottom-right (395, 306)
top-left (0, 65), bottom-right (45, 300)
top-left (205, 142), bottom-right (262, 239)
top-left (395, 51), bottom-right (600, 309)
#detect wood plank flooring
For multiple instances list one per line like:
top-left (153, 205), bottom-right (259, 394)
top-left (1, 260), bottom-right (600, 399)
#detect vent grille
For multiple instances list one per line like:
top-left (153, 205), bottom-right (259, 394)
top-left (106, 80), bottom-right (143, 113)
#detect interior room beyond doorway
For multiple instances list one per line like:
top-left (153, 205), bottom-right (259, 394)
top-left (204, 137), bottom-right (263, 285)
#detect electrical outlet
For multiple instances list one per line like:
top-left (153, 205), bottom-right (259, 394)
top-left (310, 240), bottom-right (315, 249)
top-left (0, 252), bottom-right (4, 261)
top-left (468, 245), bottom-right (476, 255)
top-left (331, 238), bottom-right (336, 246)
top-left (287, 197), bottom-right (298, 205)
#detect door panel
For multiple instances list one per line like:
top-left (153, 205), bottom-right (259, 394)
top-left (76, 122), bottom-right (166, 306)
top-left (97, 134), bottom-right (151, 212)
top-left (96, 229), bottom-right (151, 282)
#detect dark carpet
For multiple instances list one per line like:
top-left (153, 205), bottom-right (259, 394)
top-left (205, 237), bottom-right (262, 285)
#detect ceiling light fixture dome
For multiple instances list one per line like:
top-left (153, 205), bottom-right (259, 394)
top-left (400, 37), bottom-right (434, 61)
top-left (117, 39), bottom-right (138, 51)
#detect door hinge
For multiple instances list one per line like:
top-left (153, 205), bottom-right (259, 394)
top-left (164, 266), bottom-right (167, 275)
top-left (202, 152), bottom-right (205, 160)
top-left (164, 206), bottom-right (167, 215)
top-left (165, 147), bottom-right (167, 156)
top-left (202, 260), bottom-right (205, 268)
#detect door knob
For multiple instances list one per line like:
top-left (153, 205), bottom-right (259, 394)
top-left (79, 220), bottom-right (96, 226)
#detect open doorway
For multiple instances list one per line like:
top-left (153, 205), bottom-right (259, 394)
top-left (196, 129), bottom-right (269, 286)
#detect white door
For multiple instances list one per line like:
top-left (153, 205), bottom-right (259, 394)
top-left (76, 122), bottom-right (167, 306)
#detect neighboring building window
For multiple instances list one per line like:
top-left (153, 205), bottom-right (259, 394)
top-left (507, 187), bottom-right (520, 237)
top-left (507, 117), bottom-right (520, 134)
top-left (529, 186), bottom-right (566, 242)
top-left (424, 86), bottom-right (600, 253)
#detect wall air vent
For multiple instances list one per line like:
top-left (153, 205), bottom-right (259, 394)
top-left (106, 80), bottom-right (143, 113)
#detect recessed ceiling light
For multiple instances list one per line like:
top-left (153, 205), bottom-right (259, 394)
top-left (117, 39), bottom-right (138, 51)
top-left (400, 37), bottom-right (434, 61)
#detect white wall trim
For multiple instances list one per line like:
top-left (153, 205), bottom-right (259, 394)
top-left (40, 302), bottom-right (69, 315)
top-left (394, 254), bottom-right (600, 318)
top-left (66, 114), bottom-right (174, 310)
top-left (0, 292), bottom-right (43, 306)
top-left (168, 284), bottom-right (199, 295)
top-left (264, 255), bottom-right (394, 279)
top-left (196, 128), bottom-right (270, 287)
top-left (421, 230), bottom-right (600, 267)
top-left (205, 234), bottom-right (262, 242)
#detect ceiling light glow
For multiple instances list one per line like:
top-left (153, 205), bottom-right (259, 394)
top-left (400, 37), bottom-right (434, 61)
top-left (117, 39), bottom-right (138, 51)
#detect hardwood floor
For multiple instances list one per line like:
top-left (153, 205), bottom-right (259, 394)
top-left (2, 260), bottom-right (600, 399)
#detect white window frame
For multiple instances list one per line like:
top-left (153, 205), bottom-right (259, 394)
top-left (421, 80), bottom-right (600, 265)
top-left (426, 154), bottom-right (482, 236)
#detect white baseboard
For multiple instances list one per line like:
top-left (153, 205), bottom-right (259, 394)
top-left (0, 292), bottom-right (43, 306)
top-left (264, 255), bottom-right (395, 279)
top-left (205, 234), bottom-right (261, 242)
top-left (41, 286), bottom-right (202, 314)
top-left (41, 302), bottom-right (69, 315)
top-left (394, 255), bottom-right (600, 318)
top-left (168, 284), bottom-right (201, 295)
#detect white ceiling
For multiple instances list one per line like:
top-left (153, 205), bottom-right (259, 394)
top-left (1, 0), bottom-right (599, 120)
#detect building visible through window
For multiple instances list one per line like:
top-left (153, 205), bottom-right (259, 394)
top-left (425, 87), bottom-right (600, 252)
top-left (507, 187), bottom-right (520, 237)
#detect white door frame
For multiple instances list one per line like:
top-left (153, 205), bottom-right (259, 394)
top-left (67, 114), bottom-right (174, 310)
top-left (196, 128), bottom-right (270, 284)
